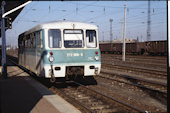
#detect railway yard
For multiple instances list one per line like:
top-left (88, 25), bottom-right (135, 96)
top-left (4, 50), bottom-right (167, 113)
top-left (0, 1), bottom-right (168, 113)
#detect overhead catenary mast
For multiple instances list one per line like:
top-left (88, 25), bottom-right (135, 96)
top-left (147, 0), bottom-right (151, 41)
top-left (110, 19), bottom-right (113, 43)
top-left (122, 0), bottom-right (126, 61)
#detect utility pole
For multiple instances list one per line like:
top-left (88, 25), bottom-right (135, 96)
top-left (147, 0), bottom-right (151, 41)
top-left (110, 19), bottom-right (113, 43)
top-left (122, 0), bottom-right (126, 61)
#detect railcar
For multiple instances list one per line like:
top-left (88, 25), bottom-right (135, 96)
top-left (18, 21), bottom-right (101, 82)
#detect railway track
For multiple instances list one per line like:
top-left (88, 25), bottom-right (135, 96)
top-left (102, 59), bottom-right (167, 70)
top-left (101, 54), bottom-right (167, 65)
top-left (102, 63), bottom-right (167, 79)
top-left (49, 81), bottom-right (147, 113)
top-left (98, 70), bottom-right (167, 106)
top-left (102, 61), bottom-right (166, 73)
top-left (101, 54), bottom-right (167, 64)
top-left (100, 69), bottom-right (167, 87)
top-left (102, 54), bottom-right (167, 60)
top-left (97, 72), bottom-right (167, 98)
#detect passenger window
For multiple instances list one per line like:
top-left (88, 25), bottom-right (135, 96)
top-left (40, 31), bottom-right (43, 48)
top-left (33, 37), bottom-right (36, 48)
top-left (25, 40), bottom-right (27, 48)
top-left (28, 38), bottom-right (30, 48)
top-left (30, 33), bottom-right (34, 48)
top-left (22, 41), bottom-right (24, 48)
top-left (48, 29), bottom-right (61, 48)
top-left (36, 31), bottom-right (43, 48)
top-left (86, 30), bottom-right (97, 48)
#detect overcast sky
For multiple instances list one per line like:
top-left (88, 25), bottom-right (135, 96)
top-left (3, 1), bottom-right (167, 47)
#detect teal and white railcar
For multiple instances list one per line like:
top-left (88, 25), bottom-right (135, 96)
top-left (18, 21), bottom-right (101, 82)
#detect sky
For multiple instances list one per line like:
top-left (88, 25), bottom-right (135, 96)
top-left (3, 1), bottom-right (167, 47)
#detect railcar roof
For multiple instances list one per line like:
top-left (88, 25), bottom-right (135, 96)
top-left (22, 21), bottom-right (98, 35)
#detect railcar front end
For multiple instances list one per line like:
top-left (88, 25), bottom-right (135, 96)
top-left (42, 25), bottom-right (101, 81)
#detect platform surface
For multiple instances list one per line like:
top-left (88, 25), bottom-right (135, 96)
top-left (0, 65), bottom-right (81, 113)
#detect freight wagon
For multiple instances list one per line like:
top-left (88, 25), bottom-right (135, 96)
top-left (99, 40), bottom-right (167, 56)
top-left (145, 40), bottom-right (167, 55)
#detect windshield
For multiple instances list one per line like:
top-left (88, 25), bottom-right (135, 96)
top-left (48, 29), bottom-right (61, 48)
top-left (64, 30), bottom-right (84, 48)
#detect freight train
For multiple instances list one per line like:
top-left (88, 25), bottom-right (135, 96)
top-left (18, 21), bottom-right (101, 82)
top-left (99, 40), bottom-right (167, 55)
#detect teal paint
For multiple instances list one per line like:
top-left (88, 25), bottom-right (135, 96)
top-left (43, 49), bottom-right (101, 64)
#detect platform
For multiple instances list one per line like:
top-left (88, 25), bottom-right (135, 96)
top-left (0, 65), bottom-right (81, 113)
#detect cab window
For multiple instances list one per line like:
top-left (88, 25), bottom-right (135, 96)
top-left (86, 30), bottom-right (97, 48)
top-left (48, 29), bottom-right (61, 48)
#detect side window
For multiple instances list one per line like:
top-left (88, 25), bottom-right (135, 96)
top-left (35, 30), bottom-right (43, 48)
top-left (86, 30), bottom-right (97, 48)
top-left (28, 38), bottom-right (30, 48)
top-left (28, 35), bottom-right (31, 48)
top-left (26, 34), bottom-right (30, 48)
top-left (22, 36), bottom-right (26, 49)
top-left (32, 33), bottom-right (36, 48)
top-left (40, 31), bottom-right (43, 48)
top-left (30, 33), bottom-right (33, 48)
top-left (25, 39), bottom-right (27, 48)
top-left (36, 31), bottom-right (40, 48)
top-left (48, 29), bottom-right (61, 48)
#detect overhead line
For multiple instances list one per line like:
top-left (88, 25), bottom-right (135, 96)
top-left (67, 1), bottom-right (165, 9)
top-left (13, 1), bottom-right (39, 28)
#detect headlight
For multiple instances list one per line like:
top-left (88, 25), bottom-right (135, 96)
top-left (49, 56), bottom-right (55, 62)
top-left (94, 56), bottom-right (99, 61)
